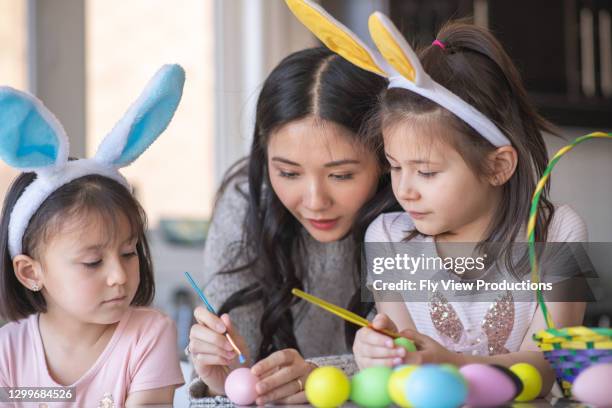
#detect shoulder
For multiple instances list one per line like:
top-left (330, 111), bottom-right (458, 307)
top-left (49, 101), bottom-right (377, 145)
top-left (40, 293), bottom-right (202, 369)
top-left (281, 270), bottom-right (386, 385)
top-left (0, 315), bottom-right (35, 383)
top-left (0, 316), bottom-right (33, 350)
top-left (213, 166), bottom-right (250, 218)
top-left (365, 212), bottom-right (414, 243)
top-left (125, 307), bottom-right (176, 334)
top-left (548, 204), bottom-right (588, 242)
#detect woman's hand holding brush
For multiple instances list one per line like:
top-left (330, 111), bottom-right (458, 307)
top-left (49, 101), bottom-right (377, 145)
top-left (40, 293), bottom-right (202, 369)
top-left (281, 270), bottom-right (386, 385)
top-left (189, 307), bottom-right (250, 396)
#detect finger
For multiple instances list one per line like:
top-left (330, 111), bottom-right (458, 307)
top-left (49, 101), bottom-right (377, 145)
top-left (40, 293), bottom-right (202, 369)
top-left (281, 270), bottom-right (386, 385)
top-left (274, 391), bottom-right (307, 405)
top-left (193, 306), bottom-right (227, 333)
top-left (359, 356), bottom-right (401, 368)
top-left (192, 352), bottom-right (233, 366)
top-left (255, 365), bottom-right (301, 395)
top-left (190, 324), bottom-right (234, 351)
top-left (402, 351), bottom-right (424, 365)
top-left (371, 313), bottom-right (397, 331)
top-left (355, 343), bottom-right (405, 359)
top-left (189, 338), bottom-right (236, 360)
top-left (251, 349), bottom-right (294, 377)
top-left (255, 371), bottom-right (302, 405)
top-left (357, 327), bottom-right (395, 348)
top-left (398, 328), bottom-right (427, 347)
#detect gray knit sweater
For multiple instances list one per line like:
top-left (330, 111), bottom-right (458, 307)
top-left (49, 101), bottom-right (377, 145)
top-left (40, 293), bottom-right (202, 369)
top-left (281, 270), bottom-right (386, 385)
top-left (189, 174), bottom-right (361, 401)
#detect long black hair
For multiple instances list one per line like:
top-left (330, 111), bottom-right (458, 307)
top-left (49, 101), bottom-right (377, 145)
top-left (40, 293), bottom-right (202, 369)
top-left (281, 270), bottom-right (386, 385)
top-left (215, 47), bottom-right (399, 360)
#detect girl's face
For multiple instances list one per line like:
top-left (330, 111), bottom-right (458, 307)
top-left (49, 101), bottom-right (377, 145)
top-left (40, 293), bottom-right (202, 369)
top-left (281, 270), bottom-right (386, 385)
top-left (384, 120), bottom-right (499, 241)
top-left (267, 116), bottom-right (380, 242)
top-left (36, 212), bottom-right (140, 324)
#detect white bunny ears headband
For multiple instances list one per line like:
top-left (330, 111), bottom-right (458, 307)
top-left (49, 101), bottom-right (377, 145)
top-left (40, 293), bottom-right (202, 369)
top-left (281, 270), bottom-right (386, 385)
top-left (0, 64), bottom-right (185, 258)
top-left (284, 0), bottom-right (510, 147)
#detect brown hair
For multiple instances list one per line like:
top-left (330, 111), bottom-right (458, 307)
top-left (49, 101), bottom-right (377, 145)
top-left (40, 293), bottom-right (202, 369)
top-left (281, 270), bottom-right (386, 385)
top-left (379, 20), bottom-right (556, 249)
top-left (0, 173), bottom-right (155, 321)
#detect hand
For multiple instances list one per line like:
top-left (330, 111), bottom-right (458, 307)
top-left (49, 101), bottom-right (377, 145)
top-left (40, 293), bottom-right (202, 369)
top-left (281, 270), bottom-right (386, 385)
top-left (189, 306), bottom-right (250, 395)
top-left (353, 313), bottom-right (407, 369)
top-left (250, 348), bottom-right (316, 405)
top-left (397, 329), bottom-right (463, 366)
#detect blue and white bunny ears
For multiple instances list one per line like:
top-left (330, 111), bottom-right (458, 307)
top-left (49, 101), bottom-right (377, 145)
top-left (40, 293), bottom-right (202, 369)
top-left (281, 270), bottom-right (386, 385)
top-left (284, 0), bottom-right (511, 148)
top-left (0, 64), bottom-right (185, 258)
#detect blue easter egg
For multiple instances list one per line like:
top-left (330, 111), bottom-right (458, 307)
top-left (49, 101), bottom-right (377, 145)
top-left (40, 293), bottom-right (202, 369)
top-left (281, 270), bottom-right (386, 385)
top-left (405, 365), bottom-right (467, 408)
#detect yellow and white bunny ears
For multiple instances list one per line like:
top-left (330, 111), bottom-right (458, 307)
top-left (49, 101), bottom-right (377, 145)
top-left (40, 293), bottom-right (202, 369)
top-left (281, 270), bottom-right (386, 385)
top-left (285, 0), bottom-right (510, 147)
top-left (0, 64), bottom-right (185, 258)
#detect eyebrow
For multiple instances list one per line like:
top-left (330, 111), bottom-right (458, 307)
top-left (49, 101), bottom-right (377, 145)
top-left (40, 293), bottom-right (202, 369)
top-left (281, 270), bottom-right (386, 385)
top-left (271, 157), bottom-right (360, 167)
top-left (385, 152), bottom-right (435, 165)
top-left (77, 235), bottom-right (137, 253)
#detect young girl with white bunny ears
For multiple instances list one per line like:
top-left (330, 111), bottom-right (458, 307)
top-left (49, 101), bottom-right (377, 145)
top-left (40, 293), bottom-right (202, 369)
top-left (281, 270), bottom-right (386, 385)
top-left (286, 0), bottom-right (588, 397)
top-left (0, 65), bottom-right (186, 406)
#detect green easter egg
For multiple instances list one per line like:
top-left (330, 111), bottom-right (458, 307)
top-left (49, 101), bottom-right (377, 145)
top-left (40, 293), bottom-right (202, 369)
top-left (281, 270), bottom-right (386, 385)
top-left (351, 366), bottom-right (393, 407)
top-left (394, 337), bottom-right (417, 352)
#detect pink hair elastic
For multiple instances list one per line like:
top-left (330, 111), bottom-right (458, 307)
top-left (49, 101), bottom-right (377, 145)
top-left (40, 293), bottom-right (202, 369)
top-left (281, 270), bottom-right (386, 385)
top-left (432, 39), bottom-right (446, 49)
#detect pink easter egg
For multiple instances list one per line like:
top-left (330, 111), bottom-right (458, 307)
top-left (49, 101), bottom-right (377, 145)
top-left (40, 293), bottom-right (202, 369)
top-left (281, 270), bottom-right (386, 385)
top-left (572, 363), bottom-right (612, 407)
top-left (459, 364), bottom-right (518, 407)
top-left (225, 367), bottom-right (258, 405)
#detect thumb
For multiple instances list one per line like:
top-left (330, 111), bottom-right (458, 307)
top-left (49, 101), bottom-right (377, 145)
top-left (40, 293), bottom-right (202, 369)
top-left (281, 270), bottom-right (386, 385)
top-left (220, 313), bottom-right (232, 333)
top-left (371, 313), bottom-right (396, 331)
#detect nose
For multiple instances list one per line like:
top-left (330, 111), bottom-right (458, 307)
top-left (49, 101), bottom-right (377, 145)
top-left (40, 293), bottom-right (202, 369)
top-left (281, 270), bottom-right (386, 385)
top-left (106, 260), bottom-right (128, 287)
top-left (303, 178), bottom-right (332, 212)
top-left (395, 172), bottom-right (420, 201)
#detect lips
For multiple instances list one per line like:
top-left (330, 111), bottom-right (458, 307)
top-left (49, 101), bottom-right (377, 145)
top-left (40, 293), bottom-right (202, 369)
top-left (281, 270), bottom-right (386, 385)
top-left (407, 211), bottom-right (429, 220)
top-left (307, 218), bottom-right (339, 231)
top-left (103, 295), bottom-right (126, 304)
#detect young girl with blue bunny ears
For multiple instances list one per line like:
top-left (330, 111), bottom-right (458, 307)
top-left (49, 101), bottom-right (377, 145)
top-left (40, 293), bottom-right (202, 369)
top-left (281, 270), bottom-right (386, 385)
top-left (286, 0), bottom-right (588, 397)
top-left (0, 65), bottom-right (186, 406)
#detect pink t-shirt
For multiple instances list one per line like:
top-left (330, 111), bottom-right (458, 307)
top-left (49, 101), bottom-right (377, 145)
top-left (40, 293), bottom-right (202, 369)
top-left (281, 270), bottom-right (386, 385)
top-left (0, 307), bottom-right (185, 407)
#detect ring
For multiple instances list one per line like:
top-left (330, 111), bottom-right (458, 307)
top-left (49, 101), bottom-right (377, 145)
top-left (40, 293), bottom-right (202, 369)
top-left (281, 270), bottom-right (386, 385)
top-left (296, 378), bottom-right (303, 392)
top-left (184, 345), bottom-right (190, 357)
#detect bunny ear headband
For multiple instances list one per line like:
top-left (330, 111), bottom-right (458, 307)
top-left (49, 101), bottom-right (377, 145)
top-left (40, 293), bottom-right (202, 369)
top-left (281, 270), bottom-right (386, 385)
top-left (285, 0), bottom-right (510, 148)
top-left (0, 64), bottom-right (186, 258)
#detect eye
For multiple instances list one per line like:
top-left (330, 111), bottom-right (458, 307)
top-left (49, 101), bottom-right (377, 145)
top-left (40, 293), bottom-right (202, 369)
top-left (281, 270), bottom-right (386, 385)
top-left (122, 251), bottom-right (137, 259)
top-left (83, 259), bottom-right (102, 268)
top-left (418, 170), bottom-right (437, 178)
top-left (389, 165), bottom-right (401, 172)
top-left (278, 170), bottom-right (299, 179)
top-left (330, 173), bottom-right (354, 180)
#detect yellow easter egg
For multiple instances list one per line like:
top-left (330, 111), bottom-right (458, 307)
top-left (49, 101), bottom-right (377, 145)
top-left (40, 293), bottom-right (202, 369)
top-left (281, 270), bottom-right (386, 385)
top-left (388, 365), bottom-right (418, 407)
top-left (510, 363), bottom-right (542, 402)
top-left (305, 366), bottom-right (351, 407)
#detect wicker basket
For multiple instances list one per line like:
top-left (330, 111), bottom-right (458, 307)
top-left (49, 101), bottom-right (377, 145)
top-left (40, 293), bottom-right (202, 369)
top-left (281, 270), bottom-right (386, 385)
top-left (528, 132), bottom-right (612, 398)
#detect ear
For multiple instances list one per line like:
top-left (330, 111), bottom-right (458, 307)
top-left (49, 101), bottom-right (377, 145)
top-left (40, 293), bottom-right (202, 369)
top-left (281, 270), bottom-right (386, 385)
top-left (95, 64), bottom-right (185, 168)
top-left (285, 0), bottom-right (388, 76)
top-left (13, 254), bottom-right (44, 292)
top-left (368, 12), bottom-right (426, 85)
top-left (487, 145), bottom-right (518, 186)
top-left (0, 87), bottom-right (69, 171)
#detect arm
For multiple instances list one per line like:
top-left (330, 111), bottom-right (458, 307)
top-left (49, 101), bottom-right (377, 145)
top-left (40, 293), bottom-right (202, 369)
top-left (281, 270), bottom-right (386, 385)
top-left (125, 385), bottom-right (175, 406)
top-left (190, 175), bottom-right (262, 398)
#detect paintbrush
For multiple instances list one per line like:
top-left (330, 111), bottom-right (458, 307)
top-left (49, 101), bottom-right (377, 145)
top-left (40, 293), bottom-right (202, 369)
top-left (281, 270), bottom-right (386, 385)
top-left (184, 272), bottom-right (246, 364)
top-left (291, 288), bottom-right (401, 338)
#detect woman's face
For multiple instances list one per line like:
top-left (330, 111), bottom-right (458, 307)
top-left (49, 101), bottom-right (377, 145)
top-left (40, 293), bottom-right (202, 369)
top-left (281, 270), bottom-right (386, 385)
top-left (267, 116), bottom-right (380, 242)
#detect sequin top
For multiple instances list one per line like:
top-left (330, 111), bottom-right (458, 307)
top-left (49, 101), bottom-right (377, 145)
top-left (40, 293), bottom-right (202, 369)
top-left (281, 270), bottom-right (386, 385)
top-left (365, 205), bottom-right (587, 356)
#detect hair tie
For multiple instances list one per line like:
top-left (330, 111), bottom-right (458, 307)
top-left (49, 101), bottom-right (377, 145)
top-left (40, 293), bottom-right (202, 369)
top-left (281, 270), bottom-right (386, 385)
top-left (432, 39), bottom-right (446, 50)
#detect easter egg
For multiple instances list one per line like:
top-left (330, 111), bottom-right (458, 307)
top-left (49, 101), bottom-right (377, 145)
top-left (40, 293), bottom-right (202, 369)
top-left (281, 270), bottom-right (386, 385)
top-left (510, 363), bottom-right (542, 402)
top-left (350, 366), bottom-right (393, 407)
top-left (572, 363), bottom-right (612, 407)
top-left (305, 366), bottom-right (351, 408)
top-left (388, 365), bottom-right (418, 407)
top-left (459, 363), bottom-right (518, 407)
top-left (394, 337), bottom-right (417, 352)
top-left (406, 365), bottom-right (467, 408)
top-left (224, 367), bottom-right (258, 405)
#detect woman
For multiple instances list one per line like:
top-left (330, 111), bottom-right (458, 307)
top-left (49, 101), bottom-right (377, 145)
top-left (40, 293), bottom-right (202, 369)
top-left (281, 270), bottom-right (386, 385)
top-left (188, 47), bottom-right (399, 404)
